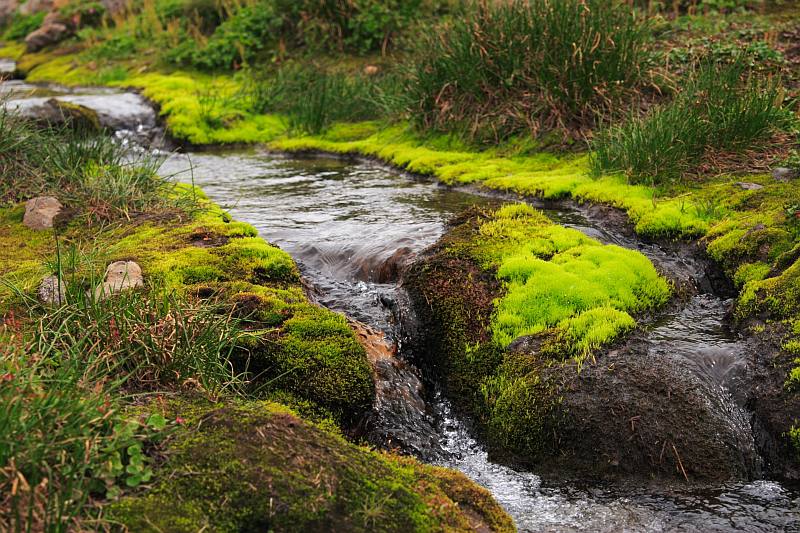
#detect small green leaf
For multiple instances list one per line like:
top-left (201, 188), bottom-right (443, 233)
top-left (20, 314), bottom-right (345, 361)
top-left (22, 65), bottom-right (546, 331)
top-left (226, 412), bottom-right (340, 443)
top-left (146, 413), bottom-right (168, 430)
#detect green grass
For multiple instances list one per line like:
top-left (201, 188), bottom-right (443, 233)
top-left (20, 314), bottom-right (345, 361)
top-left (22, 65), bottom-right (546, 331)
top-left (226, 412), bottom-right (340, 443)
top-left (246, 64), bottom-right (404, 134)
top-left (592, 59), bottom-right (790, 185)
top-left (408, 0), bottom-right (652, 143)
top-left (0, 109), bottom-right (175, 220)
top-left (0, 304), bottom-right (173, 530)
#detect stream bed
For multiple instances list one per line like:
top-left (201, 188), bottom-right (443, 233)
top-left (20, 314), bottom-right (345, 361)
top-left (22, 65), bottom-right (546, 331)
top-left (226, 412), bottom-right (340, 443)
top-left (2, 74), bottom-right (798, 530)
top-left (160, 149), bottom-right (800, 532)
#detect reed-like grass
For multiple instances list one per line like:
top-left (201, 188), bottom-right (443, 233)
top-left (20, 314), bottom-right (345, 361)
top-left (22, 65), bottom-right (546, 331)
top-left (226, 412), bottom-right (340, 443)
top-left (591, 59), bottom-right (789, 185)
top-left (408, 0), bottom-right (652, 143)
top-left (248, 65), bottom-right (404, 134)
top-left (0, 106), bottom-right (174, 220)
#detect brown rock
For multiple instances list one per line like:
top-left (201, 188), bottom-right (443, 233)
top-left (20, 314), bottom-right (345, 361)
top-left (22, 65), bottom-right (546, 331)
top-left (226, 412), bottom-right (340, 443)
top-left (25, 21), bottom-right (69, 52)
top-left (23, 196), bottom-right (63, 230)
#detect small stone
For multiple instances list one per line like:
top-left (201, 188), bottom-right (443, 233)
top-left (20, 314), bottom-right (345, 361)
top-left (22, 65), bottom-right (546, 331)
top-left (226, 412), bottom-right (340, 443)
top-left (38, 274), bottom-right (67, 305)
top-left (735, 182), bottom-right (764, 191)
top-left (94, 261), bottom-right (144, 299)
top-left (772, 167), bottom-right (798, 182)
top-left (23, 196), bottom-right (63, 230)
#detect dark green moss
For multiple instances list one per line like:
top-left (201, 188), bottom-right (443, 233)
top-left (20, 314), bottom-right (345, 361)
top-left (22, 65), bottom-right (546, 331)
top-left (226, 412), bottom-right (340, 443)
top-left (108, 400), bottom-right (515, 533)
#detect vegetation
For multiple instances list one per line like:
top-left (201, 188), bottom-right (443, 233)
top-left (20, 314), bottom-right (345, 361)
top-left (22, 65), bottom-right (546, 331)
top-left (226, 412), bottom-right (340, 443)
top-left (106, 400), bottom-right (515, 532)
top-left (592, 59), bottom-right (791, 185)
top-left (408, 0), bottom-right (652, 143)
top-left (1, 0), bottom-right (800, 521)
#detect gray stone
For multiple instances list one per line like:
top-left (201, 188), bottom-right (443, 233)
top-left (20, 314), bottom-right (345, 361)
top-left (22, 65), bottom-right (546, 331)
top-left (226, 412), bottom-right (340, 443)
top-left (38, 274), bottom-right (67, 305)
top-left (23, 196), bottom-right (62, 230)
top-left (772, 167), bottom-right (799, 182)
top-left (735, 182), bottom-right (764, 191)
top-left (94, 260), bottom-right (144, 299)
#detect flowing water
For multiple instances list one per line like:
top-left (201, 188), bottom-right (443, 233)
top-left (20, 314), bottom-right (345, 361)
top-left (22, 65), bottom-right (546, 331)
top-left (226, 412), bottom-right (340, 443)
top-left (3, 77), bottom-right (798, 531)
top-left (160, 149), bottom-right (800, 532)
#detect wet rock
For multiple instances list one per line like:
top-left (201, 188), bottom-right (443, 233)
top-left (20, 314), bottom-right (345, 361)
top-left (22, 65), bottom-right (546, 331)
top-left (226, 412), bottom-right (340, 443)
top-left (350, 319), bottom-right (442, 458)
top-left (505, 343), bottom-right (761, 481)
top-left (93, 260), bottom-right (144, 299)
top-left (735, 182), bottom-right (764, 191)
top-left (358, 246), bottom-right (415, 283)
top-left (23, 196), bottom-right (62, 230)
top-left (25, 22), bottom-right (69, 53)
top-left (38, 274), bottom-right (66, 305)
top-left (11, 97), bottom-right (102, 131)
top-left (772, 167), bottom-right (799, 182)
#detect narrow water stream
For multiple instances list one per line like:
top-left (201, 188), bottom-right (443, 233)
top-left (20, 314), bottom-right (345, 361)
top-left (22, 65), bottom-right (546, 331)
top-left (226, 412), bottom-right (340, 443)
top-left (2, 73), bottom-right (797, 529)
top-left (160, 149), bottom-right (800, 532)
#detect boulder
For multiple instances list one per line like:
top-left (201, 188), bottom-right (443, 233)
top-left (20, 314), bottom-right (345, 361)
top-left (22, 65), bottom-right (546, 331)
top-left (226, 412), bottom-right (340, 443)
top-left (93, 260), bottom-right (143, 299)
top-left (24, 21), bottom-right (69, 52)
top-left (38, 274), bottom-right (67, 305)
top-left (23, 196), bottom-right (62, 230)
top-left (12, 98), bottom-right (101, 131)
top-left (492, 341), bottom-right (760, 481)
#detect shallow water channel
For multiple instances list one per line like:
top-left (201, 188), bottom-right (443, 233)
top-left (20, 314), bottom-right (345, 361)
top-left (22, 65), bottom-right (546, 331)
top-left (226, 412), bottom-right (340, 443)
top-left (2, 71), bottom-right (797, 529)
top-left (160, 149), bottom-right (800, 532)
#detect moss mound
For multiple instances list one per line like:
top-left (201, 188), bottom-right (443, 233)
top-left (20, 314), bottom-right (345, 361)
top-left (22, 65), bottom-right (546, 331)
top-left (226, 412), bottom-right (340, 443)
top-left (402, 205), bottom-right (690, 477)
top-left (109, 401), bottom-right (515, 533)
top-left (0, 186), bottom-right (374, 420)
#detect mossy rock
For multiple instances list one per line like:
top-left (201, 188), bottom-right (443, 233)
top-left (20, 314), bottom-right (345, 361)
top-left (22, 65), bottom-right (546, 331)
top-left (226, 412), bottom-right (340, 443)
top-left (108, 400), bottom-right (515, 533)
top-left (401, 204), bottom-right (762, 481)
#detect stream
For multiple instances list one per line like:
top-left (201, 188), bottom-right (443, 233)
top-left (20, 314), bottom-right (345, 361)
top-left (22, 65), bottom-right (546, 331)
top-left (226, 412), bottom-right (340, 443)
top-left (3, 78), bottom-right (800, 531)
top-left (160, 150), bottom-right (800, 533)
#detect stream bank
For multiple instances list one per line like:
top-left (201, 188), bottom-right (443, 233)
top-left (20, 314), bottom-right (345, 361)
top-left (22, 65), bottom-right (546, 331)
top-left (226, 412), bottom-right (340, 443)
top-left (161, 148), bottom-right (800, 532)
top-left (3, 74), bottom-right (799, 531)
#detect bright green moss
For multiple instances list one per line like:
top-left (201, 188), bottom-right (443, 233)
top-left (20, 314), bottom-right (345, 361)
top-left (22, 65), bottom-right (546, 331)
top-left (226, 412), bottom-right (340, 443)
top-left (734, 262), bottom-right (771, 288)
top-left (0, 42), bottom-right (25, 59)
top-left (739, 259), bottom-right (800, 320)
top-left (0, 206), bottom-right (52, 306)
top-left (470, 204), bottom-right (670, 348)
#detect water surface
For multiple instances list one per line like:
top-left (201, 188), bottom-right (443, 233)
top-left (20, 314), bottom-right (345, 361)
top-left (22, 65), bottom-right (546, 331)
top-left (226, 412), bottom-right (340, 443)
top-left (160, 150), bottom-right (800, 532)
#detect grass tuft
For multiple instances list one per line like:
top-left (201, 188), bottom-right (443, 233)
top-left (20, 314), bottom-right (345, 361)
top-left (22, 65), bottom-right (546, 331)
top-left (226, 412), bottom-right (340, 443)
top-left (591, 59), bottom-right (790, 185)
top-left (408, 0), bottom-right (652, 143)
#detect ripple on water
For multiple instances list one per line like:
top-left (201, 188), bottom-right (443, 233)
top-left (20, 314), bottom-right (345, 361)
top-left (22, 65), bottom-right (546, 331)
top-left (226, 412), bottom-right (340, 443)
top-left (159, 151), bottom-right (800, 533)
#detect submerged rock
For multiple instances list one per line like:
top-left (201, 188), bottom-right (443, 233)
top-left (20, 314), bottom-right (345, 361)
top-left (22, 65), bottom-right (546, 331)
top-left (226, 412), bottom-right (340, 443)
top-left (23, 196), bottom-right (62, 230)
top-left (350, 319), bottom-right (442, 458)
top-left (94, 260), bottom-right (144, 299)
